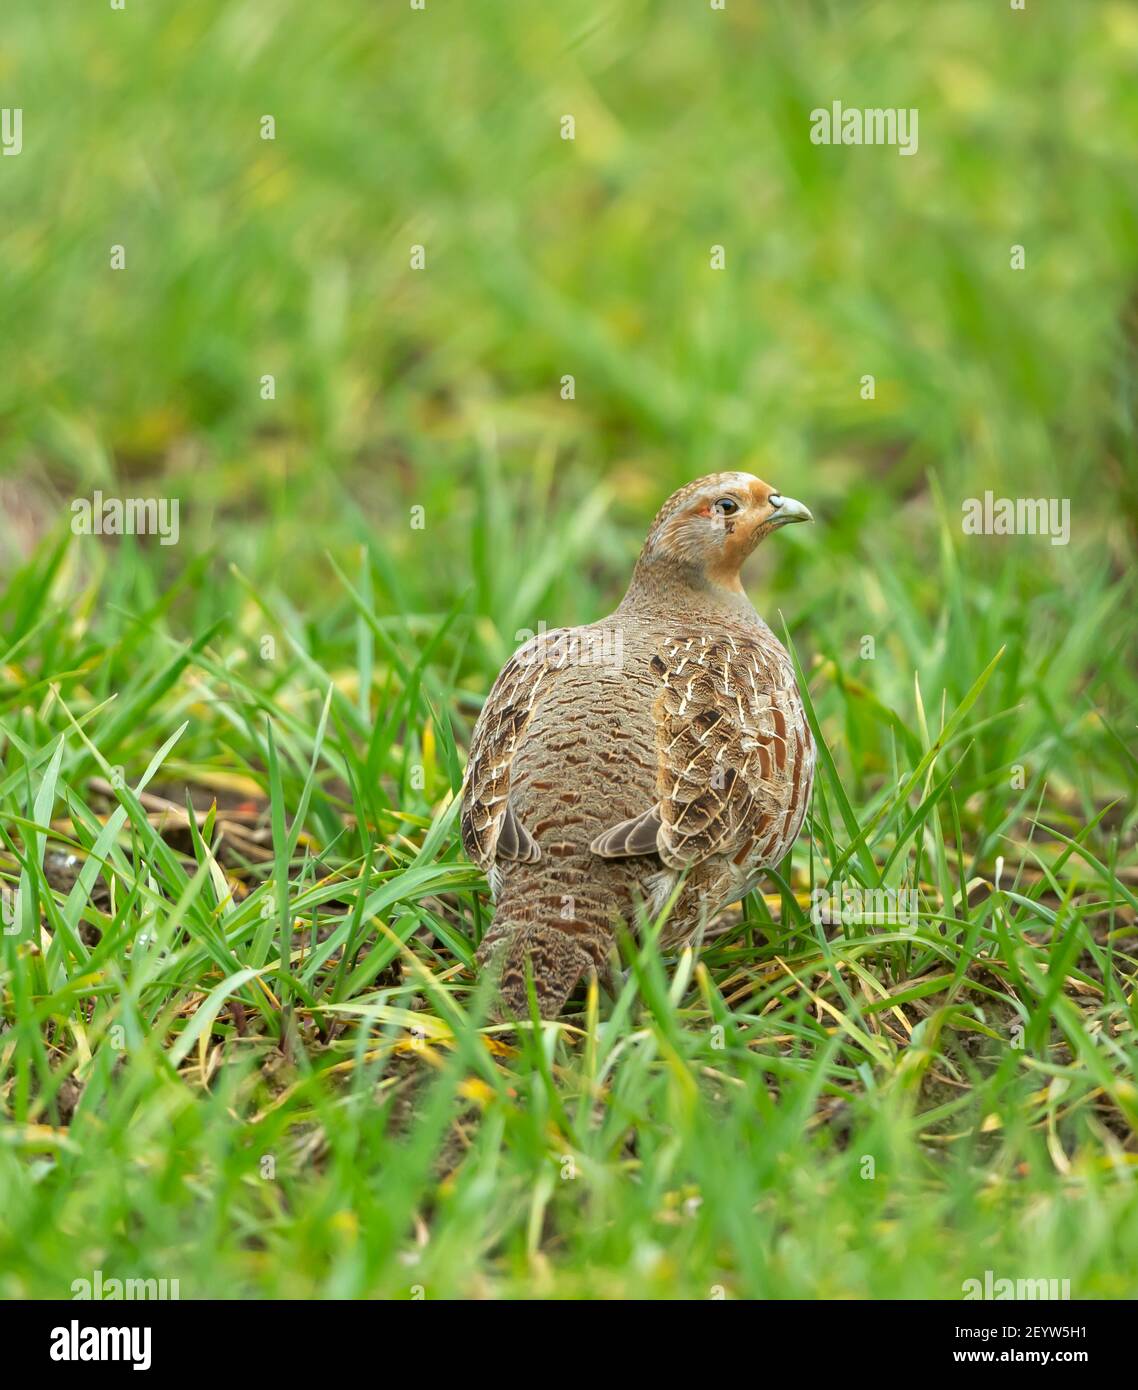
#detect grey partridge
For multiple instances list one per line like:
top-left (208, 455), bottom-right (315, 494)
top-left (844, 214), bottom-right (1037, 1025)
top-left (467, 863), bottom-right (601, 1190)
top-left (461, 473), bottom-right (816, 1018)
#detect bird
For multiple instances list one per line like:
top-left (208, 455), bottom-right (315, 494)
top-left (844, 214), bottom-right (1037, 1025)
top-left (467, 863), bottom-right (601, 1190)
top-left (460, 472), bottom-right (816, 1019)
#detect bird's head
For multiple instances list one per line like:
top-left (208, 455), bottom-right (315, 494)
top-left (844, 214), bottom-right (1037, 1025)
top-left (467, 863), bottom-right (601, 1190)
top-left (639, 472), bottom-right (813, 592)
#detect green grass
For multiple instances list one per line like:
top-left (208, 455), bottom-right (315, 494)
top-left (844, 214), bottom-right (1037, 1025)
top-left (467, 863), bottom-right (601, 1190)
top-left (1, 0), bottom-right (1137, 1299)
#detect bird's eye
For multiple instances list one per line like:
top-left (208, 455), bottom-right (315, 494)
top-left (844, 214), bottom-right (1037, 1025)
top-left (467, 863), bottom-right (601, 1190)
top-left (712, 497), bottom-right (740, 516)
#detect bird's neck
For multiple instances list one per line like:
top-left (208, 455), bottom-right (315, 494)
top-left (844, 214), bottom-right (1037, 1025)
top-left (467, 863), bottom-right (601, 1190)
top-left (617, 554), bottom-right (760, 624)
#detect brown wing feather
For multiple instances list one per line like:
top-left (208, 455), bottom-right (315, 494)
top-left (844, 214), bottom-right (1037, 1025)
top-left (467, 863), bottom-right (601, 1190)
top-left (591, 629), bottom-right (813, 873)
top-left (655, 630), bottom-right (813, 869)
top-left (589, 804), bottom-right (662, 858)
top-left (460, 629), bottom-right (574, 871)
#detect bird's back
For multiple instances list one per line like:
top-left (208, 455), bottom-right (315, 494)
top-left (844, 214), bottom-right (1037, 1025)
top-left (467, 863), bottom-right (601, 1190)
top-left (487, 618), bottom-right (663, 978)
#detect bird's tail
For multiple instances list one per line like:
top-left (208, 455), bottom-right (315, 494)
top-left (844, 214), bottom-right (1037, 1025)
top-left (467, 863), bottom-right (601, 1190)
top-left (475, 922), bottom-right (595, 1020)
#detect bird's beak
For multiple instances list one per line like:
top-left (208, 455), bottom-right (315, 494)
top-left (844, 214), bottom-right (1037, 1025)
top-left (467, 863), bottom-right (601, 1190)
top-left (767, 494), bottom-right (813, 529)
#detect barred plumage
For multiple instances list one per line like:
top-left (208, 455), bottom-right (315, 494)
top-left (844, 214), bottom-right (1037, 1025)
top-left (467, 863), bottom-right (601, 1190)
top-left (461, 473), bottom-right (815, 1018)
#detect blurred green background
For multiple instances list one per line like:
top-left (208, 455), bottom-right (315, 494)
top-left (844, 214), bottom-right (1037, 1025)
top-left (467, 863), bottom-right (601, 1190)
top-left (3, 0), bottom-right (1137, 611)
